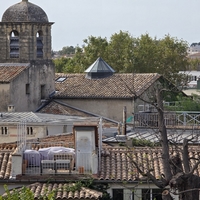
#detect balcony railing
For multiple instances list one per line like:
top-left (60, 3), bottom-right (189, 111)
top-left (22, 145), bottom-right (98, 176)
top-left (134, 111), bottom-right (200, 128)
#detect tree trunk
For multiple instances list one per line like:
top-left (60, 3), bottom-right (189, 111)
top-left (162, 190), bottom-right (173, 200)
top-left (169, 173), bottom-right (200, 200)
top-left (156, 89), bottom-right (172, 183)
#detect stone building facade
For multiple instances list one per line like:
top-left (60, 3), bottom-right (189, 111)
top-left (0, 0), bottom-right (55, 112)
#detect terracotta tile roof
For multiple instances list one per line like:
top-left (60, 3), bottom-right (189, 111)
top-left (2, 135), bottom-right (200, 183)
top-left (55, 73), bottom-right (161, 99)
top-left (99, 147), bottom-right (163, 181)
top-left (0, 64), bottom-right (28, 83)
top-left (99, 146), bottom-right (200, 181)
top-left (32, 134), bottom-right (75, 149)
top-left (2, 182), bottom-right (102, 200)
top-left (0, 143), bottom-right (17, 179)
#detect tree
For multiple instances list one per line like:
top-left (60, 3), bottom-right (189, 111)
top-left (54, 31), bottom-right (189, 85)
top-left (53, 57), bottom-right (70, 73)
top-left (188, 58), bottom-right (200, 71)
top-left (128, 79), bottom-right (200, 200)
top-left (58, 46), bottom-right (75, 56)
top-left (133, 34), bottom-right (189, 84)
top-left (82, 36), bottom-right (109, 67)
top-left (107, 30), bottom-right (135, 73)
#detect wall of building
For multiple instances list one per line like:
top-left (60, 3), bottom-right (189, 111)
top-left (7, 61), bottom-right (54, 112)
top-left (0, 84), bottom-right (10, 111)
top-left (0, 124), bottom-right (46, 143)
top-left (0, 21), bottom-right (55, 112)
top-left (58, 99), bottom-right (134, 122)
top-left (0, 23), bottom-right (52, 62)
top-left (108, 183), bottom-right (178, 200)
top-left (0, 122), bottom-right (74, 143)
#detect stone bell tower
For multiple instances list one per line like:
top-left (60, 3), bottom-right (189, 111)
top-left (0, 0), bottom-right (55, 112)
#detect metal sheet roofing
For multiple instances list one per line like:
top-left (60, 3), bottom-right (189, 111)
top-left (85, 57), bottom-right (115, 73)
top-left (0, 112), bottom-right (99, 124)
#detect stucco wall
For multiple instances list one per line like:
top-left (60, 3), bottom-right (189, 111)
top-left (108, 183), bottom-right (178, 200)
top-left (8, 62), bottom-right (55, 112)
top-left (0, 84), bottom-right (10, 111)
top-left (0, 21), bottom-right (55, 112)
top-left (0, 125), bottom-right (47, 143)
top-left (58, 99), bottom-right (134, 122)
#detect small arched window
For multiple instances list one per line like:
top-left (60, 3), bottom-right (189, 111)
top-left (36, 31), bottom-right (43, 58)
top-left (10, 30), bottom-right (19, 58)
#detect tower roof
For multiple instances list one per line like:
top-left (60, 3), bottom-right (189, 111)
top-left (1, 0), bottom-right (49, 23)
top-left (85, 57), bottom-right (115, 73)
top-left (85, 57), bottom-right (115, 79)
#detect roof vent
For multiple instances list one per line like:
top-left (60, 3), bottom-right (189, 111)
top-left (85, 57), bottom-right (115, 79)
top-left (8, 105), bottom-right (15, 112)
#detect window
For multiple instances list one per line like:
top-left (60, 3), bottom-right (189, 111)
top-left (10, 31), bottom-right (19, 58)
top-left (56, 77), bottom-right (67, 82)
top-left (1, 127), bottom-right (8, 135)
top-left (26, 84), bottom-right (30, 94)
top-left (27, 127), bottom-right (33, 136)
top-left (142, 189), bottom-right (162, 200)
top-left (41, 85), bottom-right (45, 99)
top-left (113, 189), bottom-right (123, 200)
top-left (36, 31), bottom-right (43, 58)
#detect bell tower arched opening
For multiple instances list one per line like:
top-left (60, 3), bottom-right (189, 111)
top-left (36, 31), bottom-right (43, 58)
top-left (10, 30), bottom-right (19, 58)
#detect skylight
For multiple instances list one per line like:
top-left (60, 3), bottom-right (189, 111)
top-left (56, 77), bottom-right (66, 82)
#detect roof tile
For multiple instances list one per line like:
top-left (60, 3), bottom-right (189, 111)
top-left (55, 73), bottom-right (161, 99)
top-left (0, 64), bottom-right (28, 82)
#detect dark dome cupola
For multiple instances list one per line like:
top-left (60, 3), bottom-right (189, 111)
top-left (2, 0), bottom-right (49, 22)
top-left (0, 0), bottom-right (53, 62)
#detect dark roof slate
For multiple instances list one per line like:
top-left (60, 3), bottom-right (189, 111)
top-left (55, 73), bottom-right (161, 99)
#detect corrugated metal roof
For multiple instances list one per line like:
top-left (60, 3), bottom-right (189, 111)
top-left (103, 127), bottom-right (200, 144)
top-left (0, 112), bottom-right (99, 124)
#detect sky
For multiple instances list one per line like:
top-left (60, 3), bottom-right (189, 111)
top-left (1, 0), bottom-right (200, 51)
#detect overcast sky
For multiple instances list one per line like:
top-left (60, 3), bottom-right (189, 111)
top-left (1, 0), bottom-right (200, 50)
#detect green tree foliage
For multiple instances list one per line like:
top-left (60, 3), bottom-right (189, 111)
top-left (188, 58), bottom-right (200, 70)
top-left (132, 138), bottom-right (160, 147)
top-left (58, 46), bottom-right (75, 56)
top-left (0, 185), bottom-right (35, 200)
top-left (53, 57), bottom-right (70, 73)
top-left (107, 31), bottom-right (135, 72)
top-left (164, 94), bottom-right (200, 111)
top-left (0, 182), bottom-right (111, 200)
top-left (54, 31), bottom-right (189, 84)
top-left (82, 36), bottom-right (109, 67)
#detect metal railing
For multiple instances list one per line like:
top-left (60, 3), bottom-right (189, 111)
top-left (22, 148), bottom-right (96, 176)
top-left (134, 111), bottom-right (200, 128)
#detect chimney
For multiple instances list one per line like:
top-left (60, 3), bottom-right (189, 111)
top-left (8, 105), bottom-right (15, 112)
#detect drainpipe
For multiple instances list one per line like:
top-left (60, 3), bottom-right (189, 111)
top-left (122, 106), bottom-right (127, 135)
